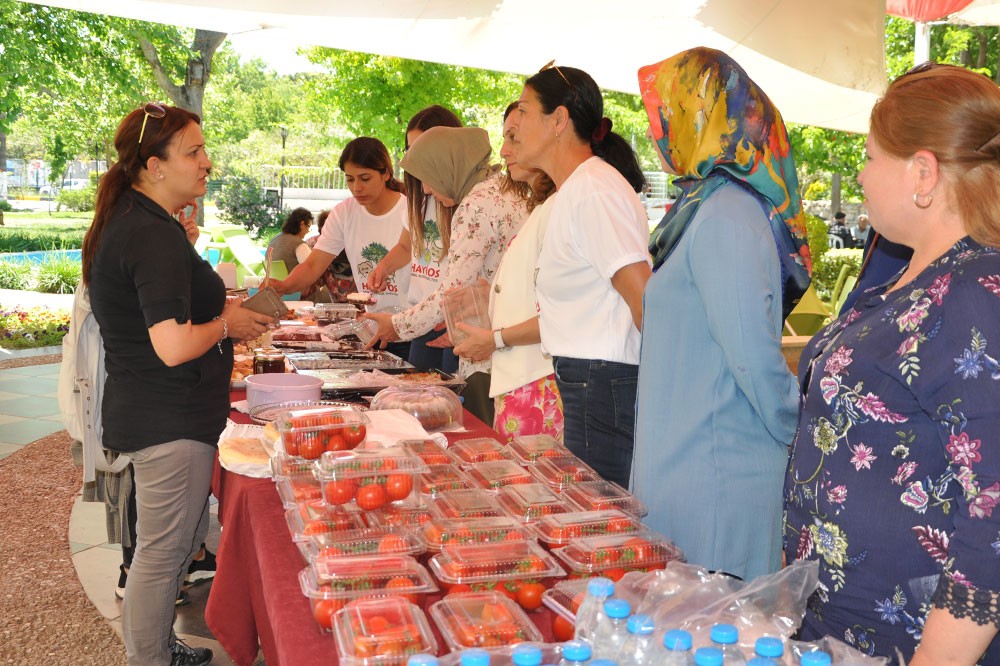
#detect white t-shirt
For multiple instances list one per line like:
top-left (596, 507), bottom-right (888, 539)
top-left (314, 195), bottom-right (411, 312)
top-left (535, 157), bottom-right (650, 364)
top-left (406, 195), bottom-right (449, 307)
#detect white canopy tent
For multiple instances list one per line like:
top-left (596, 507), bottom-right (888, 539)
top-left (23, 0), bottom-right (888, 132)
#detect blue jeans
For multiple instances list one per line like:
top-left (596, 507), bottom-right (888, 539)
top-left (553, 356), bottom-right (638, 488)
top-left (407, 329), bottom-right (459, 374)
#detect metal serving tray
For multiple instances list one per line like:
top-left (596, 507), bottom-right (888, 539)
top-left (285, 350), bottom-right (413, 371)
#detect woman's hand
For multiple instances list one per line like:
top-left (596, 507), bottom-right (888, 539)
top-left (362, 312), bottom-right (399, 349)
top-left (367, 262), bottom-right (390, 292)
top-left (222, 299), bottom-right (276, 341)
top-left (425, 329), bottom-right (454, 349)
top-left (175, 200), bottom-right (200, 245)
top-left (452, 323), bottom-right (493, 360)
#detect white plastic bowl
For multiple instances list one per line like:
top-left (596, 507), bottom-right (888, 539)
top-left (244, 373), bottom-right (323, 410)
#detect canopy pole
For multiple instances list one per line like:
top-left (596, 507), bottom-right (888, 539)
top-left (914, 21), bottom-right (932, 65)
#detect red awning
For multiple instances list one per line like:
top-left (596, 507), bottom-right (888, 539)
top-left (887, 0), bottom-right (975, 22)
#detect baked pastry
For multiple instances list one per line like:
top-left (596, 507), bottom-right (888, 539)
top-left (347, 292), bottom-right (376, 306)
top-left (219, 436), bottom-right (269, 466)
top-left (370, 385), bottom-right (463, 433)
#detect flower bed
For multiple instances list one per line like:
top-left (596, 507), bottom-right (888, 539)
top-left (0, 306), bottom-right (71, 349)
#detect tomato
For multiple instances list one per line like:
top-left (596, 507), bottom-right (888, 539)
top-left (552, 613), bottom-right (575, 642)
top-left (384, 474), bottom-right (413, 502)
top-left (343, 423), bottom-right (367, 447)
top-left (302, 520), bottom-right (333, 536)
top-left (356, 483), bottom-right (388, 511)
top-left (299, 437), bottom-right (324, 460)
top-left (283, 437), bottom-right (300, 456)
top-left (516, 582), bottom-right (545, 611)
top-left (324, 478), bottom-right (358, 505)
top-left (570, 592), bottom-right (585, 613)
top-left (623, 537), bottom-right (654, 562)
top-left (385, 575), bottom-right (417, 603)
top-left (446, 583), bottom-right (473, 596)
top-left (324, 433), bottom-right (348, 452)
top-left (378, 534), bottom-right (408, 553)
top-left (312, 598), bottom-right (342, 629)
top-left (602, 567), bottom-right (627, 582)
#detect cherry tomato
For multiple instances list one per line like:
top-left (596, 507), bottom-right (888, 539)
top-left (283, 437), bottom-right (300, 457)
top-left (446, 583), bottom-right (473, 596)
top-left (378, 534), bottom-right (408, 553)
top-left (312, 598), bottom-right (342, 629)
top-left (324, 478), bottom-right (358, 505)
top-left (602, 567), bottom-right (627, 582)
top-left (384, 473), bottom-right (414, 501)
top-left (385, 575), bottom-right (417, 603)
top-left (299, 437), bottom-right (324, 460)
top-left (516, 582), bottom-right (545, 611)
top-left (552, 613), bottom-right (575, 641)
top-left (324, 433), bottom-right (348, 452)
top-left (343, 424), bottom-right (367, 447)
top-left (356, 483), bottom-right (388, 511)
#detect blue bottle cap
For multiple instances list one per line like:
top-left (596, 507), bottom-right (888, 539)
top-left (748, 659), bottom-right (778, 666)
top-left (587, 576), bottom-right (615, 596)
top-left (511, 643), bottom-right (543, 666)
top-left (626, 613), bottom-right (655, 635)
top-left (406, 655), bottom-right (439, 666)
top-left (755, 636), bottom-right (784, 658)
top-left (800, 651), bottom-right (833, 666)
top-left (603, 597), bottom-right (631, 619)
top-left (459, 648), bottom-right (491, 666)
top-left (561, 640), bottom-right (593, 661)
top-left (693, 647), bottom-right (724, 666)
top-left (710, 623), bottom-right (739, 644)
top-left (664, 628), bottom-right (693, 651)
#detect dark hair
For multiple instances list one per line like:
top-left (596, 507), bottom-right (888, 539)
top-left (499, 101), bottom-right (555, 211)
top-left (339, 137), bottom-right (403, 193)
top-left (403, 105), bottom-right (463, 260)
top-left (316, 209), bottom-right (331, 233)
top-left (834, 211), bottom-right (846, 220)
top-left (82, 104), bottom-right (201, 285)
top-left (282, 207), bottom-right (313, 235)
top-left (524, 67), bottom-right (646, 193)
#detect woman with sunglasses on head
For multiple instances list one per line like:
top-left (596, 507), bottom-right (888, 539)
top-left (511, 64), bottom-right (649, 488)
top-left (784, 63), bottom-right (1000, 664)
top-left (364, 123), bottom-right (529, 425)
top-left (367, 105), bottom-right (463, 374)
top-left (82, 103), bottom-right (274, 666)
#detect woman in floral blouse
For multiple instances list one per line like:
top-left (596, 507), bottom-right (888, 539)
top-left (364, 126), bottom-right (528, 425)
top-left (784, 63), bottom-right (1000, 665)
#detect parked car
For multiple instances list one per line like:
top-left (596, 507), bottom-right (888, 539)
top-left (62, 179), bottom-right (88, 190)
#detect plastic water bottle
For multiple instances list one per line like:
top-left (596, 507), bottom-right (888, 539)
top-left (574, 577), bottom-right (615, 644)
top-left (512, 644), bottom-right (544, 666)
top-left (753, 637), bottom-right (786, 666)
top-left (747, 659), bottom-right (777, 666)
top-left (407, 655), bottom-right (439, 666)
top-left (460, 649), bottom-right (491, 666)
top-left (694, 647), bottom-right (724, 666)
top-left (589, 661), bottom-right (619, 666)
top-left (709, 624), bottom-right (748, 665)
top-left (618, 613), bottom-right (656, 665)
top-left (662, 628), bottom-right (696, 665)
top-left (592, 598), bottom-right (631, 660)
top-left (559, 639), bottom-right (593, 666)
top-left (799, 652), bottom-right (832, 666)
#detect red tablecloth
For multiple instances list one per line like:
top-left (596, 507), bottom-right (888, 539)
top-left (206, 392), bottom-right (555, 666)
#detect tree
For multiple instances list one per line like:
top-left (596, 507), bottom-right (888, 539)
top-left (133, 24), bottom-right (226, 119)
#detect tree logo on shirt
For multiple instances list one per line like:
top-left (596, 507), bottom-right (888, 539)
top-left (359, 242), bottom-right (393, 289)
top-left (422, 219), bottom-right (444, 263)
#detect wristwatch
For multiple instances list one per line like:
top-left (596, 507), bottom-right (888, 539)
top-left (493, 328), bottom-right (510, 351)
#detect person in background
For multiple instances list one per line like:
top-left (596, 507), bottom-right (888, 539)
top-left (364, 126), bottom-right (529, 426)
top-left (367, 105), bottom-right (463, 373)
top-left (512, 63), bottom-right (649, 488)
top-left (266, 207), bottom-right (312, 272)
top-left (837, 227), bottom-right (913, 314)
top-left (82, 102), bottom-right (273, 665)
top-left (853, 212), bottom-right (871, 248)
top-left (830, 210), bottom-right (853, 248)
top-left (632, 47), bottom-right (810, 582)
top-left (450, 103), bottom-right (562, 442)
top-left (784, 63), bottom-right (1000, 664)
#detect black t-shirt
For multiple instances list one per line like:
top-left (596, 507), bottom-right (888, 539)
top-left (89, 188), bottom-right (232, 452)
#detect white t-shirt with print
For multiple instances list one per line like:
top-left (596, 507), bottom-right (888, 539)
top-left (314, 195), bottom-right (411, 312)
top-left (405, 195), bottom-right (449, 307)
top-left (535, 156), bottom-right (650, 365)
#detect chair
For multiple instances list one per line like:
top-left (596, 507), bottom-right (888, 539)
top-left (266, 259), bottom-right (289, 281)
top-left (827, 233), bottom-right (845, 249)
top-left (833, 275), bottom-right (858, 314)
top-left (829, 265), bottom-right (852, 305)
top-left (219, 228), bottom-right (266, 287)
top-left (784, 284), bottom-right (832, 337)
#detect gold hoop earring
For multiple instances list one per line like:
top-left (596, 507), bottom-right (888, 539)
top-left (913, 192), bottom-right (932, 209)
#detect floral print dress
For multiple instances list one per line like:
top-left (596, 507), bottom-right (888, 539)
top-left (784, 238), bottom-right (1000, 664)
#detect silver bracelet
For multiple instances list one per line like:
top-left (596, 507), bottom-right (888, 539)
top-left (214, 316), bottom-right (229, 353)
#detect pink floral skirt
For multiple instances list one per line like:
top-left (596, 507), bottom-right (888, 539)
top-left (493, 374), bottom-right (564, 443)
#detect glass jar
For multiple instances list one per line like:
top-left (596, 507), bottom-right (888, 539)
top-left (252, 347), bottom-right (286, 374)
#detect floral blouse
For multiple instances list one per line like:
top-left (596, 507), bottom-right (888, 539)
top-left (784, 238), bottom-right (1000, 664)
top-left (391, 173), bottom-right (528, 379)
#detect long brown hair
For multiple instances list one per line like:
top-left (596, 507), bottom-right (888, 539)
top-left (82, 104), bottom-right (201, 285)
top-left (403, 105), bottom-right (462, 260)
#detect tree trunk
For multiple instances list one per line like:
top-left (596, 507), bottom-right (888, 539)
top-left (831, 173), bottom-right (842, 220)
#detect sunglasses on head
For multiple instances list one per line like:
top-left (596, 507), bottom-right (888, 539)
top-left (538, 59), bottom-right (572, 89)
top-left (138, 102), bottom-right (167, 147)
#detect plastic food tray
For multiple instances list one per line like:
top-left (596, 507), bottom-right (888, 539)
top-left (299, 555), bottom-right (437, 610)
top-left (540, 578), bottom-right (589, 623)
top-left (530, 510), bottom-right (642, 547)
top-left (448, 437), bottom-right (512, 467)
top-left (428, 591), bottom-right (544, 651)
top-left (507, 434), bottom-right (571, 464)
top-left (284, 503), bottom-right (368, 542)
top-left (364, 505), bottom-right (433, 529)
top-left (418, 464), bottom-right (476, 497)
top-left (422, 516), bottom-right (532, 552)
top-left (296, 367), bottom-right (466, 396)
top-left (270, 454), bottom-right (317, 482)
top-left (275, 475), bottom-right (323, 508)
top-left (561, 480), bottom-right (650, 518)
top-left (313, 446), bottom-right (429, 511)
top-left (428, 540), bottom-right (565, 587)
top-left (427, 489), bottom-right (507, 520)
top-left (398, 438), bottom-right (458, 466)
top-left (551, 530), bottom-right (685, 579)
top-left (332, 597), bottom-right (438, 663)
top-left (528, 455), bottom-right (602, 491)
top-left (495, 483), bottom-right (574, 522)
top-left (274, 404), bottom-right (370, 458)
top-left (297, 525), bottom-right (427, 561)
top-left (467, 460), bottom-right (536, 491)
top-left (286, 350), bottom-right (412, 371)
top-left (251, 400), bottom-right (367, 425)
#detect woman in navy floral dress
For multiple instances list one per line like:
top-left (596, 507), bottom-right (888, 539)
top-left (784, 64), bottom-right (1000, 665)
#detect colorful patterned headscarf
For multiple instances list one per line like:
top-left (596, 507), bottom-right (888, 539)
top-left (638, 47), bottom-right (811, 317)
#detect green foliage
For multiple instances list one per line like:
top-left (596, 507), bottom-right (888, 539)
top-left (803, 180), bottom-right (830, 201)
top-left (813, 248), bottom-right (864, 300)
top-left (805, 213), bottom-right (831, 265)
top-left (34, 254), bottom-right (82, 294)
top-left (788, 124), bottom-right (865, 201)
top-left (216, 176), bottom-right (284, 236)
top-left (0, 305), bottom-right (72, 349)
top-left (0, 200), bottom-right (12, 212)
top-left (0, 260), bottom-right (33, 290)
top-left (57, 186), bottom-right (97, 212)
top-left (0, 229), bottom-right (80, 253)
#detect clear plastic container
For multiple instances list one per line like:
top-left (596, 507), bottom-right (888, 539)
top-left (496, 483), bottom-right (574, 523)
top-left (274, 404), bottom-right (370, 459)
top-left (561, 480), bottom-right (650, 518)
top-left (422, 516), bottom-right (532, 552)
top-left (313, 447), bottom-right (429, 511)
top-left (592, 597), bottom-right (631, 660)
top-left (275, 475), bottom-right (323, 508)
top-left (541, 577), bottom-right (590, 622)
top-left (467, 460), bottom-right (536, 491)
top-left (332, 596), bottom-right (438, 664)
top-left (299, 555), bottom-right (437, 632)
top-left (428, 540), bottom-right (565, 589)
top-left (529, 456), bottom-right (602, 491)
top-left (400, 438), bottom-right (458, 466)
top-left (507, 434), bottom-right (571, 464)
top-left (370, 386), bottom-right (464, 433)
top-left (418, 464), bottom-right (476, 497)
top-left (531, 510), bottom-right (642, 547)
top-left (441, 281), bottom-right (491, 346)
top-left (284, 503), bottom-right (367, 542)
top-left (270, 453), bottom-right (317, 482)
top-left (428, 591), bottom-right (544, 651)
top-left (298, 525), bottom-right (428, 562)
top-left (364, 505), bottom-right (434, 529)
top-left (427, 489), bottom-right (507, 520)
top-left (552, 530), bottom-right (685, 580)
top-left (449, 437), bottom-right (512, 466)
top-left (573, 576), bottom-right (615, 645)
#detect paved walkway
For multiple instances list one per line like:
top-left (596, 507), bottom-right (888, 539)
top-left (0, 287), bottom-right (74, 311)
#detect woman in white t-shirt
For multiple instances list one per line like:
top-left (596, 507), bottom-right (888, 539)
top-left (512, 64), bottom-right (651, 488)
